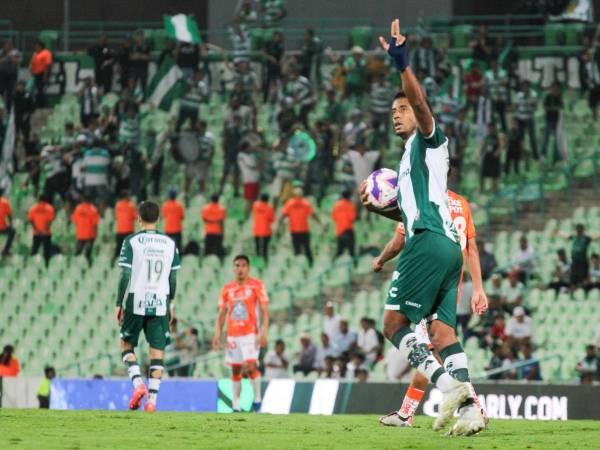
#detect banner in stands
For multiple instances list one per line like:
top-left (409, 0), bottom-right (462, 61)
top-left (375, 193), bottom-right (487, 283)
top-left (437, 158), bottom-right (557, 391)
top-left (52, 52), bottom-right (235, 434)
top-left (22, 50), bottom-right (585, 101)
top-left (49, 379), bottom-right (218, 412)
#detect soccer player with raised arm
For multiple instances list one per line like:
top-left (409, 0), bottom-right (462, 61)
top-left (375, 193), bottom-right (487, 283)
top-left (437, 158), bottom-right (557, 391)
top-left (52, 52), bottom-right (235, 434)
top-left (373, 189), bottom-right (488, 427)
top-left (116, 201), bottom-right (180, 412)
top-left (359, 19), bottom-right (487, 435)
top-left (213, 255), bottom-right (269, 412)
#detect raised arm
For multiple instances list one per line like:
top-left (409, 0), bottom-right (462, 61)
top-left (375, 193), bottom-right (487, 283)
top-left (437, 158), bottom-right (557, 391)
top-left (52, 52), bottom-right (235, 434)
top-left (379, 19), bottom-right (434, 136)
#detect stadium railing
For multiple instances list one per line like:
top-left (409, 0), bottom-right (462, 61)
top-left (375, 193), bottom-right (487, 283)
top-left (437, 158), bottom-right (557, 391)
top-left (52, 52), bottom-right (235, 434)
top-left (479, 354), bottom-right (564, 380)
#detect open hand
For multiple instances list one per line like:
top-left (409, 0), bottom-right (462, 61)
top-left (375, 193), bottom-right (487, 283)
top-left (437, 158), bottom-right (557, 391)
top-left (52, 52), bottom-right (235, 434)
top-left (378, 19), bottom-right (406, 51)
top-left (471, 289), bottom-right (489, 315)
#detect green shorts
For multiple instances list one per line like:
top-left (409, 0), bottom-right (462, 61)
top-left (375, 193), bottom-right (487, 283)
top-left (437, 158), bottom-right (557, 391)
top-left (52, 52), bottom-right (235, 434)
top-left (385, 230), bottom-right (462, 327)
top-left (120, 309), bottom-right (171, 350)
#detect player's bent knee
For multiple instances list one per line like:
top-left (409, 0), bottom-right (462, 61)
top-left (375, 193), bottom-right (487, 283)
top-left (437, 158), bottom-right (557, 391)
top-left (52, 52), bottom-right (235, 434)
top-left (383, 310), bottom-right (410, 340)
top-left (428, 320), bottom-right (457, 350)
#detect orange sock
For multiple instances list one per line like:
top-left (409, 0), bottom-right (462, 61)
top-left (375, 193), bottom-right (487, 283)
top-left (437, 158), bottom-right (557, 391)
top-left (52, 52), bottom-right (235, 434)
top-left (398, 386), bottom-right (425, 423)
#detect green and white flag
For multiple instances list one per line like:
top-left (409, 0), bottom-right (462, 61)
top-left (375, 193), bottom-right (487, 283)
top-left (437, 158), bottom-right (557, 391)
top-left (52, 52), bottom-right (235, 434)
top-left (145, 56), bottom-right (189, 111)
top-left (164, 14), bottom-right (201, 44)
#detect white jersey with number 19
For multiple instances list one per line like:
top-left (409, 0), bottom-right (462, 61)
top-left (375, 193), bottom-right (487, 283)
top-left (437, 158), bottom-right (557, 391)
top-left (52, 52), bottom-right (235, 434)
top-left (118, 230), bottom-right (181, 317)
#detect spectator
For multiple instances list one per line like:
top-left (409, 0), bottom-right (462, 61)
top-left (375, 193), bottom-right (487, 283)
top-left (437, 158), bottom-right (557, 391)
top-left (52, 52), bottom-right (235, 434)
top-left (228, 24), bottom-right (251, 66)
top-left (220, 113), bottom-right (245, 197)
top-left (558, 224), bottom-right (600, 288)
top-left (175, 42), bottom-right (200, 80)
top-left (0, 345), bottom-right (20, 377)
top-left (322, 88), bottom-right (345, 129)
top-left (480, 122), bottom-right (501, 193)
top-left (118, 104), bottom-right (144, 201)
top-left (202, 194), bottom-right (226, 258)
top-left (280, 187), bottom-right (321, 266)
top-left (548, 249), bottom-right (571, 292)
top-left (505, 116), bottom-right (524, 175)
top-left (334, 320), bottom-right (357, 355)
top-left (511, 236), bottom-right (536, 283)
top-left (252, 193), bottom-right (275, 262)
top-left (162, 189), bottom-right (185, 253)
top-left (575, 345), bottom-right (598, 384)
top-left (37, 366), bottom-right (56, 408)
top-left (117, 35), bottom-right (133, 90)
top-left (28, 195), bottom-right (55, 266)
top-left (307, 119), bottom-right (335, 202)
top-left (541, 82), bottom-right (564, 162)
top-left (505, 306), bottom-right (533, 350)
top-left (157, 38), bottom-right (175, 67)
top-left (13, 80), bottom-right (35, 143)
top-left (470, 25), bottom-right (494, 65)
top-left (323, 301), bottom-right (342, 342)
top-left (319, 355), bottom-right (335, 378)
top-left (347, 136), bottom-right (381, 213)
top-left (40, 144), bottom-right (69, 203)
top-left (81, 139), bottom-right (111, 214)
top-left (346, 353), bottom-right (366, 379)
top-left (114, 191), bottom-right (137, 260)
top-left (464, 62), bottom-right (484, 117)
top-left (384, 346), bottom-right (411, 381)
top-left (261, 0), bottom-right (287, 28)
top-left (412, 36), bottom-right (439, 78)
top-left (357, 317), bottom-right (379, 366)
top-left (71, 197), bottom-right (100, 267)
top-left (501, 346), bottom-right (520, 380)
top-left (314, 332), bottom-right (340, 372)
top-left (299, 28), bottom-right (322, 84)
top-left (176, 327), bottom-right (199, 377)
top-left (503, 270), bottom-right (525, 312)
top-left (186, 119), bottom-right (215, 197)
top-left (177, 69), bottom-right (209, 132)
top-left (262, 31), bottom-right (284, 103)
top-left (583, 49), bottom-right (600, 120)
top-left (131, 30), bottom-right (151, 90)
top-left (485, 58), bottom-right (509, 132)
top-left (30, 40), bottom-right (53, 107)
top-left (488, 314), bottom-right (507, 345)
top-left (333, 355), bottom-right (348, 379)
top-left (475, 88), bottom-right (493, 140)
top-left (0, 188), bottom-right (15, 257)
top-left (22, 133), bottom-right (41, 197)
top-left (331, 190), bottom-right (357, 259)
top-left (514, 80), bottom-right (538, 161)
top-left (146, 127), bottom-right (167, 197)
top-left (369, 73), bottom-right (392, 143)
top-left (342, 109), bottom-right (367, 151)
top-left (586, 253), bottom-right (600, 290)
top-left (486, 344), bottom-right (504, 380)
top-left (88, 35), bottom-right (115, 94)
top-left (237, 142), bottom-right (260, 217)
top-left (520, 344), bottom-right (541, 381)
top-left (355, 367), bottom-right (369, 383)
top-left (344, 46), bottom-right (367, 100)
top-left (269, 139), bottom-right (296, 207)
top-left (0, 40), bottom-right (20, 109)
top-left (478, 240), bottom-right (497, 280)
top-left (290, 67), bottom-right (315, 128)
top-left (293, 332), bottom-right (316, 376)
top-left (264, 339), bottom-right (289, 379)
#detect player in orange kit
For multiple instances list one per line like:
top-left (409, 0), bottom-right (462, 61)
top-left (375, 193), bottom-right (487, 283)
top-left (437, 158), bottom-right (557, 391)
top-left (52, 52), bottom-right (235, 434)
top-left (212, 255), bottom-right (270, 412)
top-left (374, 189), bottom-right (488, 427)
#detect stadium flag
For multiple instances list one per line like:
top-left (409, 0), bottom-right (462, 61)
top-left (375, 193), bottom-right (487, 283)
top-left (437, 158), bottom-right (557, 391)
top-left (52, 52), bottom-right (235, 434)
top-left (164, 14), bottom-right (201, 44)
top-left (145, 56), bottom-right (188, 111)
top-left (0, 107), bottom-right (15, 187)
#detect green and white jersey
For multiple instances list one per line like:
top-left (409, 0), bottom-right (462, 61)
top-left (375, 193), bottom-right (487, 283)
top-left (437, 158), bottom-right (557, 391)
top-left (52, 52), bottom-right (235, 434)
top-left (397, 121), bottom-right (458, 243)
top-left (118, 230), bottom-right (181, 317)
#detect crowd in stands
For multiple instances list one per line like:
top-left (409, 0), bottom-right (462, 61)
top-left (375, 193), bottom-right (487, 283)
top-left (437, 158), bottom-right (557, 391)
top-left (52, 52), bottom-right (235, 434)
top-left (1, 4), bottom-right (600, 384)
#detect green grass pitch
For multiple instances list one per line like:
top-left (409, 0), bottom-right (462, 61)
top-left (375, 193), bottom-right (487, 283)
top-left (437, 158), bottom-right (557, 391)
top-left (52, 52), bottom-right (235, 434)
top-left (2, 410), bottom-right (599, 449)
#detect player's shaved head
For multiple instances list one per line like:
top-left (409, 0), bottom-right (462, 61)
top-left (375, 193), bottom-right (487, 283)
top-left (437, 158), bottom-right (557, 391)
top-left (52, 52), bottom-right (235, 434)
top-left (138, 201), bottom-right (160, 223)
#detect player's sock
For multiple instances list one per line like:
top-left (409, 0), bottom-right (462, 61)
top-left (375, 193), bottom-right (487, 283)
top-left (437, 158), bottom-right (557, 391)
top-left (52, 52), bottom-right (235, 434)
top-left (390, 328), bottom-right (456, 392)
top-left (122, 351), bottom-right (143, 388)
top-left (249, 369), bottom-right (262, 403)
top-left (398, 385), bottom-right (425, 422)
top-left (147, 359), bottom-right (164, 405)
top-left (232, 373), bottom-right (242, 411)
top-left (468, 382), bottom-right (487, 417)
top-left (439, 342), bottom-right (470, 382)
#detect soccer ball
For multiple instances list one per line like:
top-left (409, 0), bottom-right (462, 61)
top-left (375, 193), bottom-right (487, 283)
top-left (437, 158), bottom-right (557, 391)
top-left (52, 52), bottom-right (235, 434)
top-left (364, 168), bottom-right (398, 211)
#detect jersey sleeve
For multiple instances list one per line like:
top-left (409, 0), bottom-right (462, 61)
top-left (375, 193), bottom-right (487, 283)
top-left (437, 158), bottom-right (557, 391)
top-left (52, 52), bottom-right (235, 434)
top-left (118, 236), bottom-right (133, 268)
top-left (462, 198), bottom-right (477, 240)
top-left (171, 245), bottom-right (181, 271)
top-left (421, 119), bottom-right (447, 148)
top-left (256, 280), bottom-right (270, 305)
